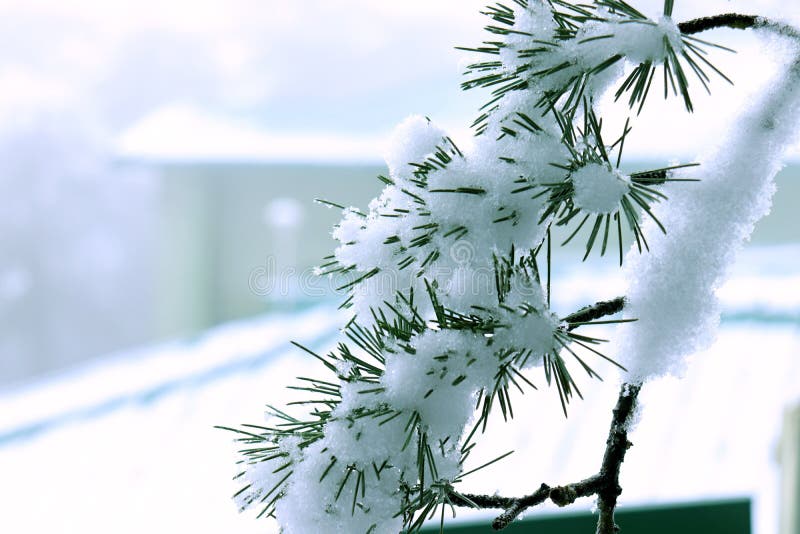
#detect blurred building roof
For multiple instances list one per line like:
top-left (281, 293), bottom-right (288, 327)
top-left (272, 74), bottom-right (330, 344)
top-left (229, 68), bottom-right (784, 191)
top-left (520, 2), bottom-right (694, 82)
top-left (1, 246), bottom-right (798, 534)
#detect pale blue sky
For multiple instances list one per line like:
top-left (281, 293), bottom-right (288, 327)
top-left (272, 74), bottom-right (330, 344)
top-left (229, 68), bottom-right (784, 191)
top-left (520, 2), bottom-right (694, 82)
top-left (1, 0), bottom-right (798, 162)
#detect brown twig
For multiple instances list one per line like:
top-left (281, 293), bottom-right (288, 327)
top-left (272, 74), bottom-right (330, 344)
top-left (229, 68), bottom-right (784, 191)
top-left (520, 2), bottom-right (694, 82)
top-left (677, 13), bottom-right (758, 35)
top-left (564, 297), bottom-right (625, 331)
top-left (678, 13), bottom-right (800, 40)
top-left (594, 383), bottom-right (641, 533)
top-left (454, 383), bottom-right (640, 531)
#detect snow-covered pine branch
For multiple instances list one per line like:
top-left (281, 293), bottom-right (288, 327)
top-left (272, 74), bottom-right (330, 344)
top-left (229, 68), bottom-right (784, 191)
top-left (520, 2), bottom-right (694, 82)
top-left (221, 2), bottom-right (800, 533)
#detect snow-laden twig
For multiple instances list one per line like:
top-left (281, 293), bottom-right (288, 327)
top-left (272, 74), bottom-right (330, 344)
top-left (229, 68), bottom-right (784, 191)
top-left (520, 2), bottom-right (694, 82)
top-left (453, 379), bottom-right (641, 532)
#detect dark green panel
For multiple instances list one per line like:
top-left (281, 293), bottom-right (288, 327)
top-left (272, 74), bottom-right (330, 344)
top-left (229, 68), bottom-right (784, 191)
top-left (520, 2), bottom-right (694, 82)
top-left (422, 499), bottom-right (750, 534)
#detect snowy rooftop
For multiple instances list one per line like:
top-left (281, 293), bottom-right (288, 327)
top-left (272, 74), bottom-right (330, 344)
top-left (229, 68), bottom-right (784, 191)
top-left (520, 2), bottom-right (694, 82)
top-left (1, 245), bottom-right (797, 534)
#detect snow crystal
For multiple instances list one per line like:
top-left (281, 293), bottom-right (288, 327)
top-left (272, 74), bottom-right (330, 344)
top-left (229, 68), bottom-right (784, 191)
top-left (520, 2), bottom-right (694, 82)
top-left (498, 8), bottom-right (683, 105)
top-left (571, 163), bottom-right (630, 214)
top-left (499, 2), bottom-right (558, 72)
top-left (611, 16), bottom-right (683, 65)
top-left (501, 308), bottom-right (560, 359)
top-left (332, 115), bottom-right (558, 319)
top-left (383, 330), bottom-right (497, 438)
top-left (265, 326), bottom-right (508, 533)
top-left (275, 438), bottom-right (407, 534)
top-left (383, 115), bottom-right (448, 180)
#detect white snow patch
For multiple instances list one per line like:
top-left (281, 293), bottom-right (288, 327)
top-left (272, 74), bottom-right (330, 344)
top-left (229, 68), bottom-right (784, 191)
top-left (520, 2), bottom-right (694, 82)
top-left (571, 163), bottom-right (630, 214)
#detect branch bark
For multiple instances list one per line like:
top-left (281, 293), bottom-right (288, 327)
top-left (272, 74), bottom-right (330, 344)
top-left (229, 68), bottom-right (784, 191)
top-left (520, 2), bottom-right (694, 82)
top-left (453, 383), bottom-right (640, 532)
top-left (564, 297), bottom-right (625, 331)
top-left (678, 13), bottom-right (800, 40)
top-left (677, 13), bottom-right (758, 35)
top-left (594, 383), bottom-right (641, 534)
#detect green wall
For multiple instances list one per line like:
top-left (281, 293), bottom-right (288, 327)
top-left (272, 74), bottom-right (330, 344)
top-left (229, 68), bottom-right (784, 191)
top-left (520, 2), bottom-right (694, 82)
top-left (421, 499), bottom-right (751, 534)
top-left (154, 161), bottom-right (800, 340)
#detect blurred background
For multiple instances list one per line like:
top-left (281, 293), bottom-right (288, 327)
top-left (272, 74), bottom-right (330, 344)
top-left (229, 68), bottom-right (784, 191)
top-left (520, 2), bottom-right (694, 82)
top-left (0, 1), bottom-right (798, 533)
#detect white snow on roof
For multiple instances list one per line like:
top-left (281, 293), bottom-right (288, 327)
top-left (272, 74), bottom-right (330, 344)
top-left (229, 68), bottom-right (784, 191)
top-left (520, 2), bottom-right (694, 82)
top-left (114, 106), bottom-right (384, 164)
top-left (0, 246), bottom-right (798, 534)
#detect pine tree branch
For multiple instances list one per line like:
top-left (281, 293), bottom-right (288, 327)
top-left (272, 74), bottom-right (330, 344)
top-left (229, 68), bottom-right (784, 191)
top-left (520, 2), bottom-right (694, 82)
top-left (454, 383), bottom-right (641, 531)
top-left (450, 9), bottom-right (800, 533)
top-left (450, 14), bottom-right (800, 532)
